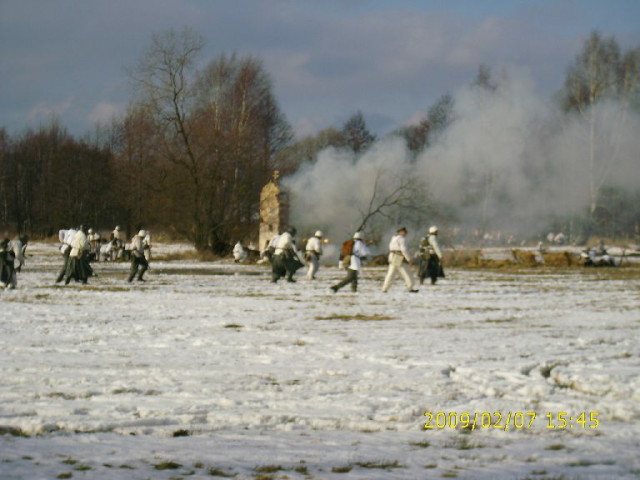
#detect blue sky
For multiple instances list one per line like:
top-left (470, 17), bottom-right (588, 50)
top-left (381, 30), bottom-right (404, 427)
top-left (1, 0), bottom-right (639, 138)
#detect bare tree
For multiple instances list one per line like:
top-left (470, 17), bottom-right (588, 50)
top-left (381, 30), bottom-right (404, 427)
top-left (128, 30), bottom-right (291, 252)
top-left (561, 31), bottom-right (640, 224)
top-left (354, 167), bottom-right (431, 244)
top-left (129, 27), bottom-right (209, 246)
top-left (193, 54), bottom-right (292, 250)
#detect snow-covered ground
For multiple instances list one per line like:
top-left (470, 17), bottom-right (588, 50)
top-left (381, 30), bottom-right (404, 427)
top-left (1, 243), bottom-right (639, 480)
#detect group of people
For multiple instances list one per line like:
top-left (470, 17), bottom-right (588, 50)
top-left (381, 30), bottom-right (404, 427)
top-left (56, 225), bottom-right (151, 285)
top-left (0, 235), bottom-right (28, 289)
top-left (259, 225), bottom-right (444, 293)
top-left (98, 225), bottom-right (152, 263)
top-left (4, 223), bottom-right (444, 291)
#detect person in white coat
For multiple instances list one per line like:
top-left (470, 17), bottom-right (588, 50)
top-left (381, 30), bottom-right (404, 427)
top-left (271, 227), bottom-right (303, 283)
top-left (128, 229), bottom-right (149, 282)
top-left (331, 231), bottom-right (370, 293)
top-left (382, 227), bottom-right (418, 293)
top-left (111, 225), bottom-right (124, 260)
top-left (305, 230), bottom-right (323, 280)
top-left (143, 231), bottom-right (152, 261)
top-left (64, 226), bottom-right (91, 284)
top-left (56, 227), bottom-right (77, 283)
top-left (87, 228), bottom-right (101, 261)
top-left (10, 235), bottom-right (28, 273)
top-left (233, 241), bottom-right (248, 263)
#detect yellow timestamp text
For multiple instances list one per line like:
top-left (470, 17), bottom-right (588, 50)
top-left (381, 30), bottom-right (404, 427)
top-left (422, 411), bottom-right (600, 431)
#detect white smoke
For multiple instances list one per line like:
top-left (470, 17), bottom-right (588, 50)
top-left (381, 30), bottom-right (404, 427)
top-left (284, 136), bottom-right (418, 245)
top-left (284, 68), bottom-right (640, 245)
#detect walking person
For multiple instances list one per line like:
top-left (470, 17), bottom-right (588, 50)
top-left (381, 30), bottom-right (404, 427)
top-left (10, 235), bottom-right (28, 273)
top-left (271, 226), bottom-right (303, 283)
top-left (111, 225), bottom-right (124, 261)
top-left (56, 227), bottom-right (77, 283)
top-left (0, 238), bottom-right (17, 289)
top-left (418, 226), bottom-right (444, 285)
top-left (143, 231), bottom-right (152, 261)
top-left (128, 229), bottom-right (149, 282)
top-left (331, 231), bottom-right (370, 293)
top-left (382, 227), bottom-right (418, 293)
top-left (305, 230), bottom-right (323, 280)
top-left (64, 226), bottom-right (91, 285)
top-left (87, 228), bottom-right (101, 261)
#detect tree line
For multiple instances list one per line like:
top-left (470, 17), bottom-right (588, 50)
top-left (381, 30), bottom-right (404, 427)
top-left (1, 29), bottom-right (639, 250)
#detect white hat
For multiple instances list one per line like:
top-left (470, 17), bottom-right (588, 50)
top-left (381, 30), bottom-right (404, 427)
top-left (138, 229), bottom-right (147, 237)
top-left (88, 228), bottom-right (94, 234)
top-left (429, 226), bottom-right (438, 234)
top-left (353, 231), bottom-right (363, 240)
top-left (315, 230), bottom-right (323, 237)
top-left (115, 225), bottom-right (121, 230)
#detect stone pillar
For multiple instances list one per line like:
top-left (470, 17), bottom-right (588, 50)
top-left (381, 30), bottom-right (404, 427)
top-left (259, 171), bottom-right (289, 251)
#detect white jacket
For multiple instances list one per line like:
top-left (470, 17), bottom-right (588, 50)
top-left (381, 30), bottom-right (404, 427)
top-left (388, 234), bottom-right (411, 263)
top-left (60, 229), bottom-right (77, 254)
top-left (274, 232), bottom-right (294, 255)
top-left (70, 231), bottom-right (89, 258)
top-left (233, 242), bottom-right (247, 260)
top-left (347, 239), bottom-right (370, 271)
top-left (10, 238), bottom-right (25, 269)
top-left (130, 235), bottom-right (145, 258)
top-left (305, 236), bottom-right (323, 255)
top-left (427, 234), bottom-right (442, 259)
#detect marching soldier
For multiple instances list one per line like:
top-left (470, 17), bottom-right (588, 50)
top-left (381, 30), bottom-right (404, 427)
top-left (64, 226), bottom-right (91, 285)
top-left (305, 230), bottom-right (323, 280)
top-left (418, 226), bottom-right (444, 285)
top-left (382, 227), bottom-right (418, 293)
top-left (271, 226), bottom-right (303, 283)
top-left (331, 231), bottom-right (370, 293)
top-left (128, 229), bottom-right (149, 282)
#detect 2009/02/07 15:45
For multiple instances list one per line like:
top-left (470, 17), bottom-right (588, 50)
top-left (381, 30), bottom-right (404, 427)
top-left (546, 411), bottom-right (600, 429)
top-left (422, 411), bottom-right (600, 431)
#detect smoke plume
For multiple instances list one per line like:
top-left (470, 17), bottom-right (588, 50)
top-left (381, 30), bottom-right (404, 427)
top-left (284, 68), bottom-right (640, 247)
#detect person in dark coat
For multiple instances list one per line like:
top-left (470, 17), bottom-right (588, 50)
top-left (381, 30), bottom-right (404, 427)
top-left (0, 238), bottom-right (16, 289)
top-left (418, 226), bottom-right (444, 285)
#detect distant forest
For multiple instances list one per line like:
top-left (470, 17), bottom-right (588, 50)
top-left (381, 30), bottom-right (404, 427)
top-left (1, 29), bottom-right (638, 252)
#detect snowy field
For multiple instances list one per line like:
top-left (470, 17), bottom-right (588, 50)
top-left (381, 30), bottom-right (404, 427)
top-left (1, 243), bottom-right (639, 480)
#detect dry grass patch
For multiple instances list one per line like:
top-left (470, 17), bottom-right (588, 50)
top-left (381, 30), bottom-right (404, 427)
top-left (154, 461), bottom-right (182, 470)
top-left (315, 313), bottom-right (395, 322)
top-left (331, 465), bottom-right (353, 473)
top-left (355, 460), bottom-right (405, 469)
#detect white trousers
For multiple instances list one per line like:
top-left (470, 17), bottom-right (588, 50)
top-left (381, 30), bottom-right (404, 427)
top-left (306, 255), bottom-right (319, 279)
top-left (382, 262), bottom-right (414, 292)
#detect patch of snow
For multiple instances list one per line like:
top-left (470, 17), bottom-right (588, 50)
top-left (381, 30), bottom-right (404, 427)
top-left (0, 243), bottom-right (638, 479)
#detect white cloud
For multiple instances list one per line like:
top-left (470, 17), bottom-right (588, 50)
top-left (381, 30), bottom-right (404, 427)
top-left (88, 102), bottom-right (122, 125)
top-left (3, 0), bottom-right (640, 137)
top-left (27, 97), bottom-right (75, 123)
